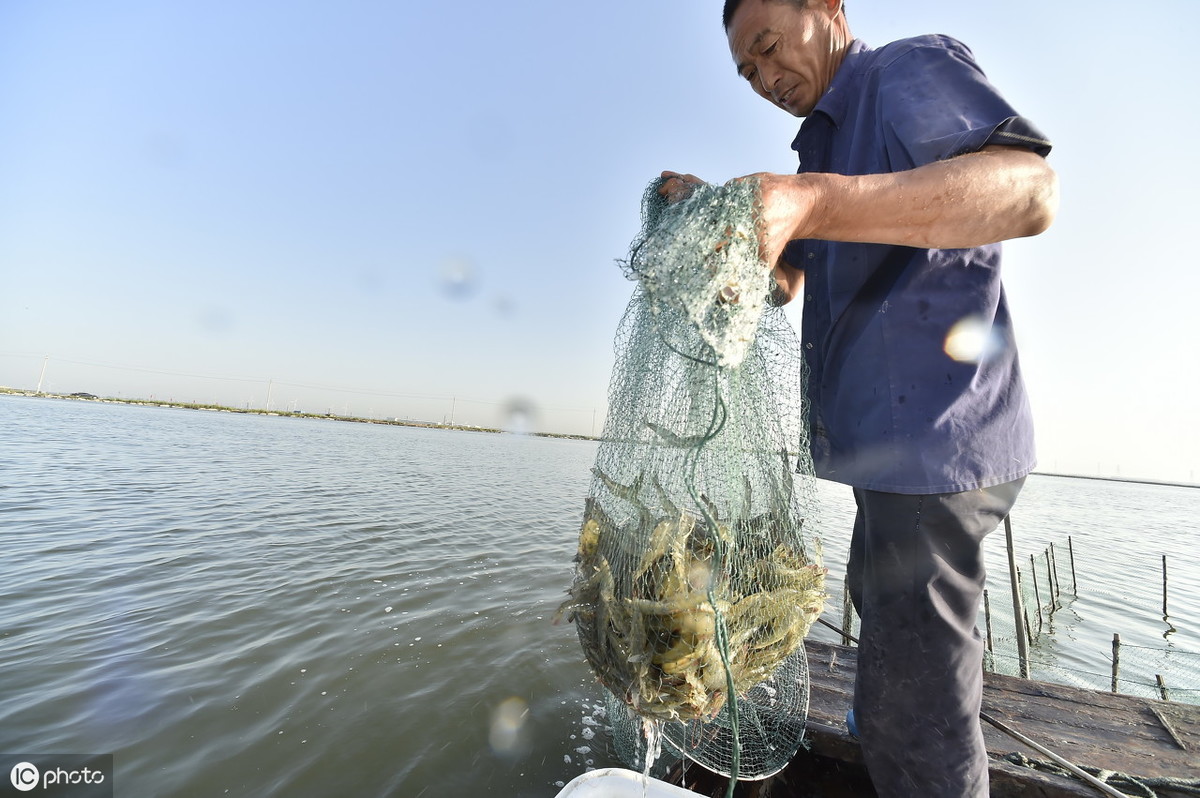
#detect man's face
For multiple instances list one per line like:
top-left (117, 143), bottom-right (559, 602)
top-left (727, 0), bottom-right (842, 117)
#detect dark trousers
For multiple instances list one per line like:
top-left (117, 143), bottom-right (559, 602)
top-left (847, 478), bottom-right (1024, 798)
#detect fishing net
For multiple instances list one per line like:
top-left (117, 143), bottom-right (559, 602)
top-left (558, 178), bottom-right (826, 782)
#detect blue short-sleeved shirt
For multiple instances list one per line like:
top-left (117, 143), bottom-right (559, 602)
top-left (785, 36), bottom-right (1052, 494)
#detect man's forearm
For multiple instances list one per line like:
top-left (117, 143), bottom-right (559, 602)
top-left (763, 146), bottom-right (1059, 253)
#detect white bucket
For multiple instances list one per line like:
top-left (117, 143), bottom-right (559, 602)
top-left (553, 768), bottom-right (698, 797)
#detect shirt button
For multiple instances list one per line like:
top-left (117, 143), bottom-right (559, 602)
top-left (805, 294), bottom-right (813, 302)
top-left (805, 342), bottom-right (814, 350)
top-left (807, 252), bottom-right (815, 259)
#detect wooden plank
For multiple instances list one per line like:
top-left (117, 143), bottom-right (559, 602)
top-left (803, 640), bottom-right (1198, 796)
top-left (804, 640), bottom-right (1200, 777)
top-left (979, 668), bottom-right (1200, 778)
top-left (667, 641), bottom-right (1199, 797)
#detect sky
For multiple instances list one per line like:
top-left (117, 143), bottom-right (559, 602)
top-left (2, 1), bottom-right (1198, 483)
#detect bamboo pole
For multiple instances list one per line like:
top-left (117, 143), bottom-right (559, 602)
top-left (1047, 546), bottom-right (1060, 603)
top-left (1163, 555), bottom-right (1169, 617)
top-left (1004, 516), bottom-right (1030, 678)
top-left (983, 588), bottom-right (994, 654)
top-left (1049, 542), bottom-right (1061, 600)
top-left (980, 712), bottom-right (1130, 798)
top-left (1044, 549), bottom-right (1057, 613)
top-left (1149, 703), bottom-right (1188, 751)
top-left (841, 578), bottom-right (854, 647)
top-left (1111, 633), bottom-right (1121, 693)
top-left (1068, 535), bottom-right (1078, 594)
top-left (1030, 554), bottom-right (1044, 630)
top-left (1023, 605), bottom-right (1034, 660)
top-left (817, 615), bottom-right (858, 645)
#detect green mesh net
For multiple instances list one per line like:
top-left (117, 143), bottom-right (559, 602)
top-left (559, 178), bottom-right (827, 781)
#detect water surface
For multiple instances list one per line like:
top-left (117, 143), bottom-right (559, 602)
top-left (1, 395), bottom-right (1195, 796)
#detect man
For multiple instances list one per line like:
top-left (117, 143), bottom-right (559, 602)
top-left (663, 1), bottom-right (1058, 795)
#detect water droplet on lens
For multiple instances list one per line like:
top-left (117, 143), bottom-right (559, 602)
top-left (438, 257), bottom-right (477, 300)
top-left (944, 315), bottom-right (999, 363)
top-left (489, 696), bottom-right (531, 755)
top-left (500, 396), bottom-right (539, 434)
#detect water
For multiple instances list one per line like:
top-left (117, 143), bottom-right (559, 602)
top-left (814, 474), bottom-right (1200, 701)
top-left (1, 395), bottom-right (1197, 796)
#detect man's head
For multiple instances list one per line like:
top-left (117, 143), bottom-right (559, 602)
top-left (724, 0), bottom-right (851, 117)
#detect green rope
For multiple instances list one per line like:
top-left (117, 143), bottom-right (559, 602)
top-left (682, 361), bottom-right (739, 798)
top-left (1002, 752), bottom-right (1200, 797)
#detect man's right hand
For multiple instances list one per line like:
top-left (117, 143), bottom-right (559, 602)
top-left (659, 171), bottom-right (705, 204)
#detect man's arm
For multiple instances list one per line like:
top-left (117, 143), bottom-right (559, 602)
top-left (756, 145), bottom-right (1059, 301)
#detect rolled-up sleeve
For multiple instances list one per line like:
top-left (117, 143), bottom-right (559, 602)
top-left (879, 36), bottom-right (1052, 167)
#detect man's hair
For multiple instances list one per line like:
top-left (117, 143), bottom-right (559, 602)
top-left (722, 0), bottom-right (845, 31)
top-left (722, 0), bottom-right (809, 31)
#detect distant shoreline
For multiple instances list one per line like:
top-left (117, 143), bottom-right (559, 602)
top-left (4, 388), bottom-right (1196, 488)
top-left (1027, 471), bottom-right (1199, 490)
top-left (0, 387), bottom-right (595, 443)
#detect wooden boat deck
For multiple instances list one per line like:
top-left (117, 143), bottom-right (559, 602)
top-left (668, 640), bottom-right (1200, 797)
